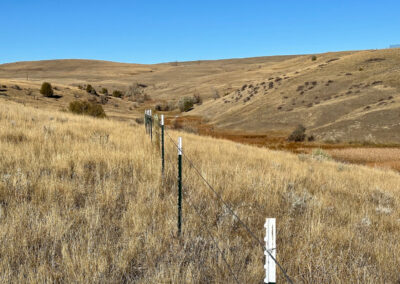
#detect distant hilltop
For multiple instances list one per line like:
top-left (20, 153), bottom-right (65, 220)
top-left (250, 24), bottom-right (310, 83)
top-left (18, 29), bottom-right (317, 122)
top-left (389, 44), bottom-right (400, 48)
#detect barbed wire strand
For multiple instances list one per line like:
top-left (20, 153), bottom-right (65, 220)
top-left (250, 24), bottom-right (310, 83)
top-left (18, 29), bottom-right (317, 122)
top-left (184, 195), bottom-right (241, 284)
top-left (162, 148), bottom-right (240, 283)
top-left (163, 128), bottom-right (294, 284)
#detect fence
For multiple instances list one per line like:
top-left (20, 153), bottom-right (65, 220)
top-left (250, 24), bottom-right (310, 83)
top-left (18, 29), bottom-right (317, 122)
top-left (143, 110), bottom-right (293, 283)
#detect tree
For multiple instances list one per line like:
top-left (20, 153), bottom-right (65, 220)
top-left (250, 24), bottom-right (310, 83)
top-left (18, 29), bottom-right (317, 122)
top-left (288, 124), bottom-right (306, 142)
top-left (40, 82), bottom-right (53, 97)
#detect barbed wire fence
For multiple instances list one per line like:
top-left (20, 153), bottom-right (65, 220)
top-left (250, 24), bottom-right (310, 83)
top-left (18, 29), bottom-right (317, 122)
top-left (144, 111), bottom-right (293, 284)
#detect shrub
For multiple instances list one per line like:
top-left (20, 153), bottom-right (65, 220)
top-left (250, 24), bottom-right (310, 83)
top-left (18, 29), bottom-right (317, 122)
top-left (155, 103), bottom-right (169, 111)
top-left (178, 97), bottom-right (194, 112)
top-left (126, 83), bottom-right (142, 98)
top-left (112, 90), bottom-right (124, 98)
top-left (312, 148), bottom-right (331, 161)
top-left (168, 101), bottom-right (177, 111)
top-left (101, 88), bottom-right (108, 95)
top-left (288, 124), bottom-right (306, 142)
top-left (311, 55), bottom-right (317, 61)
top-left (193, 92), bottom-right (202, 105)
top-left (126, 83), bottom-right (150, 102)
top-left (86, 84), bottom-right (97, 95)
top-left (40, 82), bottom-right (54, 97)
top-left (135, 117), bottom-right (144, 124)
top-left (68, 100), bottom-right (106, 118)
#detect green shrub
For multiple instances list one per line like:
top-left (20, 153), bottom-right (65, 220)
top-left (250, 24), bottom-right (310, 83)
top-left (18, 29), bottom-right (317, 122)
top-left (40, 82), bottom-right (54, 97)
top-left (311, 55), bottom-right (317, 61)
top-left (112, 90), bottom-right (124, 98)
top-left (312, 148), bottom-right (331, 161)
top-left (101, 88), bottom-right (108, 95)
top-left (86, 84), bottom-right (93, 93)
top-left (68, 100), bottom-right (106, 118)
top-left (86, 84), bottom-right (97, 95)
top-left (288, 124), bottom-right (306, 142)
top-left (178, 97), bottom-right (194, 112)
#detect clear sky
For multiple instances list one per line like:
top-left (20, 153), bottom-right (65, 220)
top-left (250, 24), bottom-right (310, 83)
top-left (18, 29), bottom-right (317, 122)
top-left (1, 0), bottom-right (399, 64)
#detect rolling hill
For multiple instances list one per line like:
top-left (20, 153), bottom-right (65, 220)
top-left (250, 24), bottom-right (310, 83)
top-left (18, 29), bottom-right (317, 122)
top-left (1, 48), bottom-right (400, 143)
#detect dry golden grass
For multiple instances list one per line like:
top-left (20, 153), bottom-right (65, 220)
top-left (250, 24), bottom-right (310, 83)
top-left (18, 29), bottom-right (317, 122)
top-left (329, 147), bottom-right (400, 172)
top-left (0, 101), bottom-right (400, 282)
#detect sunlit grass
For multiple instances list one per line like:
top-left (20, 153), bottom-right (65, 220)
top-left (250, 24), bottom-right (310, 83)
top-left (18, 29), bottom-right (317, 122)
top-left (0, 101), bottom-right (399, 282)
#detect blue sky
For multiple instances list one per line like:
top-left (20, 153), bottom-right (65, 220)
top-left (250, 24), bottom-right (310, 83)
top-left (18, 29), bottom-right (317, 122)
top-left (1, 0), bottom-right (399, 64)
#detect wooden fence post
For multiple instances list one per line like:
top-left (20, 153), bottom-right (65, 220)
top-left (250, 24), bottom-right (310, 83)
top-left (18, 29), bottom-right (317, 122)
top-left (264, 218), bottom-right (276, 284)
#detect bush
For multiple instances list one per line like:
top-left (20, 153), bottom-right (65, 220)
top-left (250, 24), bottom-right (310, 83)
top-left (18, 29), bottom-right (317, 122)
top-left (135, 117), bottom-right (144, 124)
top-left (112, 90), bottom-right (124, 98)
top-left (101, 88), bottom-right (108, 95)
top-left (155, 103), bottom-right (169, 111)
top-left (86, 84), bottom-right (97, 95)
top-left (168, 101), bottom-right (177, 111)
top-left (68, 100), bottom-right (106, 118)
top-left (126, 83), bottom-right (142, 98)
top-left (288, 124), bottom-right (306, 142)
top-left (126, 83), bottom-right (150, 102)
top-left (178, 97), bottom-right (194, 112)
top-left (40, 82), bottom-right (54, 97)
top-left (311, 55), bottom-right (317, 61)
top-left (193, 92), bottom-right (202, 105)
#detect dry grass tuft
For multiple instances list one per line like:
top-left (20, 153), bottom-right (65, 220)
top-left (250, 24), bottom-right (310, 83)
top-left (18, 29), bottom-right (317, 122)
top-left (0, 101), bottom-right (399, 282)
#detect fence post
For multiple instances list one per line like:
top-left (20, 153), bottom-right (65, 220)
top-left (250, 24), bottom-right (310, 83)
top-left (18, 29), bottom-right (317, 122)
top-left (154, 114), bottom-right (160, 149)
top-left (264, 218), bottom-right (276, 284)
top-left (150, 110), bottom-right (153, 141)
top-left (161, 114), bottom-right (165, 176)
top-left (178, 136), bottom-right (182, 236)
top-left (144, 110), bottom-right (147, 134)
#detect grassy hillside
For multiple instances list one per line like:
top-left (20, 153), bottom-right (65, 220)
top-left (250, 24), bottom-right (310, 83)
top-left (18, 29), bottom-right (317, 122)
top-left (1, 48), bottom-right (400, 143)
top-left (0, 101), bottom-right (399, 282)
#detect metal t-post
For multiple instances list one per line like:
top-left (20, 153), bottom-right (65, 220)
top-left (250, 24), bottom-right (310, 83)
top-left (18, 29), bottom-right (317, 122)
top-left (177, 137), bottom-right (182, 235)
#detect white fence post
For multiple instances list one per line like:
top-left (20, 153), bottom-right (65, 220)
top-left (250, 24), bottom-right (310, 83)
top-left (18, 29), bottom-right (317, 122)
top-left (264, 218), bottom-right (276, 284)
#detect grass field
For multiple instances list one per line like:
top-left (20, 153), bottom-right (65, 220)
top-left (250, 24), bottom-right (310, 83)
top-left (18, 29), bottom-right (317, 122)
top-left (0, 101), bottom-right (399, 282)
top-left (328, 147), bottom-right (400, 172)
